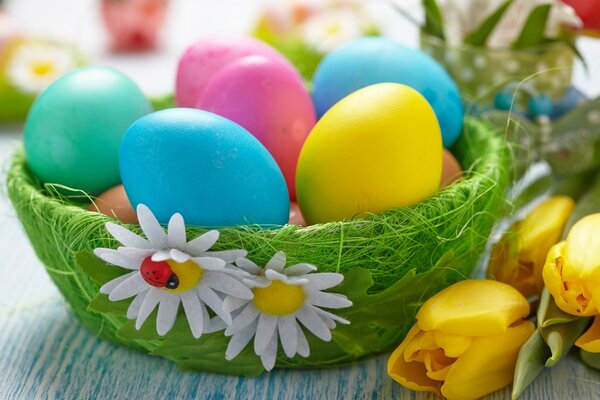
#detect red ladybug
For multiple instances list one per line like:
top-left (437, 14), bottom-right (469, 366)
top-left (140, 257), bottom-right (179, 289)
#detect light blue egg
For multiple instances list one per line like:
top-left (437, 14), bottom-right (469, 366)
top-left (312, 37), bottom-right (464, 147)
top-left (120, 108), bottom-right (290, 227)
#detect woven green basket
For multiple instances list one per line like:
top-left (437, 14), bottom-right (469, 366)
top-left (6, 117), bottom-right (510, 375)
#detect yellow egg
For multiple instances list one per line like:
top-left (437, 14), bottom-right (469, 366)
top-left (296, 83), bottom-right (442, 224)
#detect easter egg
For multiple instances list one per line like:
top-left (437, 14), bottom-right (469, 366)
top-left (120, 108), bottom-right (290, 227)
top-left (198, 56), bottom-right (316, 200)
top-left (89, 184), bottom-right (138, 224)
top-left (441, 149), bottom-right (463, 187)
top-left (312, 37), bottom-right (464, 147)
top-left (175, 36), bottom-right (295, 107)
top-left (24, 66), bottom-right (152, 196)
top-left (101, 0), bottom-right (167, 51)
top-left (296, 83), bottom-right (442, 224)
top-left (289, 202), bottom-right (306, 226)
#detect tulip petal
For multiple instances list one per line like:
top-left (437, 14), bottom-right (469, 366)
top-left (441, 321), bottom-right (535, 400)
top-left (576, 315), bottom-right (600, 352)
top-left (565, 214), bottom-right (600, 281)
top-left (433, 331), bottom-right (473, 358)
top-left (543, 243), bottom-right (598, 317)
top-left (417, 280), bottom-right (530, 337)
top-left (387, 325), bottom-right (442, 396)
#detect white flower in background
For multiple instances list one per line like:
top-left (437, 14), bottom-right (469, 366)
top-left (6, 40), bottom-right (77, 93)
top-left (95, 204), bottom-right (253, 339)
top-left (436, 0), bottom-right (582, 48)
top-left (301, 8), bottom-right (367, 53)
top-left (223, 252), bottom-right (352, 371)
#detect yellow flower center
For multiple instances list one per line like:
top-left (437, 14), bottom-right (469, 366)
top-left (253, 280), bottom-right (305, 315)
top-left (325, 23), bottom-right (342, 35)
top-left (32, 61), bottom-right (55, 77)
top-left (166, 259), bottom-right (203, 293)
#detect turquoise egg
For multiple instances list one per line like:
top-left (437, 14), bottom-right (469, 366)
top-left (24, 66), bottom-right (152, 196)
top-left (312, 37), bottom-right (464, 147)
top-left (119, 108), bottom-right (290, 227)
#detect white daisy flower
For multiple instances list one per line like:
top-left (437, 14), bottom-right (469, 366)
top-left (6, 40), bottom-right (78, 94)
top-left (223, 252), bottom-right (352, 371)
top-left (94, 204), bottom-right (253, 339)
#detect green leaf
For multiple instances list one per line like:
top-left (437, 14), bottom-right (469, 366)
top-left (513, 4), bottom-right (552, 49)
top-left (580, 349), bottom-right (600, 370)
top-left (562, 171), bottom-right (600, 238)
top-left (88, 293), bottom-right (130, 316)
top-left (75, 251), bottom-right (128, 286)
top-left (540, 317), bottom-right (591, 367)
top-left (464, 0), bottom-right (513, 46)
top-left (422, 0), bottom-right (445, 39)
top-left (537, 288), bottom-right (580, 328)
top-left (512, 330), bottom-right (551, 399)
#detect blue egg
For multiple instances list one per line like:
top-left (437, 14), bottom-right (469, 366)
top-left (120, 108), bottom-right (290, 227)
top-left (312, 37), bottom-right (464, 147)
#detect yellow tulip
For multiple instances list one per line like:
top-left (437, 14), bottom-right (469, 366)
top-left (488, 196), bottom-right (574, 297)
top-left (387, 280), bottom-right (535, 400)
top-left (542, 214), bottom-right (600, 317)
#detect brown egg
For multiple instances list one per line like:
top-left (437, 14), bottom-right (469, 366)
top-left (289, 202), bottom-right (306, 226)
top-left (441, 149), bottom-right (463, 187)
top-left (88, 184), bottom-right (138, 224)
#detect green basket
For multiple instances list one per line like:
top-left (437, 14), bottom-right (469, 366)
top-left (6, 117), bottom-right (511, 375)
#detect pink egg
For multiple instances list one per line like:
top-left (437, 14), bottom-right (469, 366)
top-left (289, 202), bottom-right (306, 226)
top-left (197, 56), bottom-right (316, 200)
top-left (101, 0), bottom-right (167, 51)
top-left (175, 35), bottom-right (295, 107)
top-left (0, 12), bottom-right (20, 55)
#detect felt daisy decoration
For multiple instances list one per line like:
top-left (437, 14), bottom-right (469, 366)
top-left (6, 40), bottom-right (78, 94)
top-left (223, 252), bottom-right (352, 371)
top-left (94, 204), bottom-right (253, 339)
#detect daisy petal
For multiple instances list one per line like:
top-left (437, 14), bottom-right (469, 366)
top-left (296, 306), bottom-right (332, 341)
top-left (321, 316), bottom-right (336, 329)
top-left (167, 213), bottom-right (187, 249)
top-left (186, 230), bottom-right (219, 254)
top-left (127, 292), bottom-right (147, 320)
top-left (235, 258), bottom-right (261, 274)
top-left (156, 293), bottom-right (180, 336)
top-left (205, 249), bottom-right (248, 264)
top-left (205, 313), bottom-right (228, 333)
top-left (117, 247), bottom-right (155, 260)
top-left (308, 291), bottom-right (352, 309)
top-left (151, 250), bottom-right (171, 262)
top-left (109, 274), bottom-right (148, 301)
top-left (106, 222), bottom-right (151, 249)
top-left (181, 291), bottom-right (204, 339)
top-left (254, 313), bottom-right (278, 355)
top-left (197, 286), bottom-right (231, 324)
top-left (226, 320), bottom-right (258, 360)
top-left (193, 257), bottom-right (226, 271)
top-left (223, 296), bottom-right (250, 313)
top-left (204, 271), bottom-right (253, 300)
top-left (278, 315), bottom-right (298, 358)
top-left (225, 304), bottom-right (260, 336)
top-left (264, 269), bottom-right (289, 281)
top-left (305, 273), bottom-right (345, 291)
top-left (94, 248), bottom-right (141, 270)
top-left (260, 331), bottom-right (279, 371)
top-left (100, 271), bottom-right (137, 294)
top-left (170, 249), bottom-right (190, 263)
top-left (284, 263), bottom-right (317, 276)
top-left (266, 251), bottom-right (286, 271)
top-left (136, 288), bottom-right (161, 330)
top-left (296, 325), bottom-right (310, 358)
top-left (313, 306), bottom-right (350, 325)
top-left (137, 204), bottom-right (168, 248)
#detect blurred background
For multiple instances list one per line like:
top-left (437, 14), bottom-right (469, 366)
top-left (2, 0), bottom-right (598, 99)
